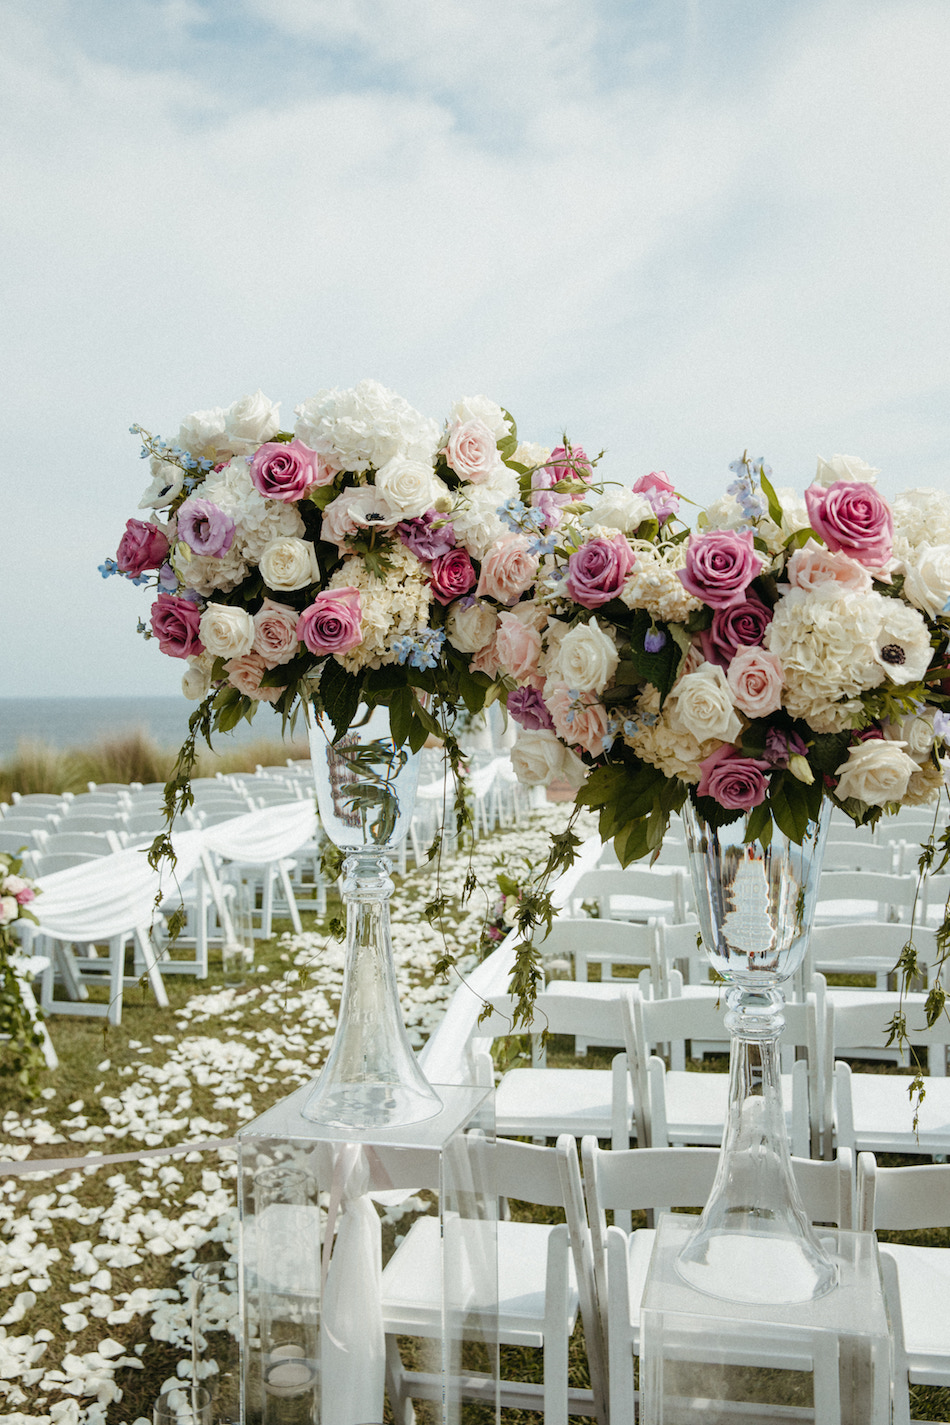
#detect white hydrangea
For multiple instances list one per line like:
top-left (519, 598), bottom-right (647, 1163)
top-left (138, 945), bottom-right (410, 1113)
top-left (765, 585), bottom-right (884, 730)
top-left (172, 544), bottom-right (248, 596)
top-left (328, 545), bottom-right (432, 672)
top-left (513, 441), bottom-right (551, 468)
top-left (294, 380), bottom-right (439, 473)
top-left (703, 486), bottom-right (809, 559)
top-left (450, 469), bottom-right (519, 560)
top-left (582, 485), bottom-right (653, 535)
top-left (891, 488), bottom-right (950, 562)
top-left (620, 541), bottom-right (702, 623)
top-left (200, 459), bottom-right (304, 565)
top-left (449, 395), bottom-right (512, 440)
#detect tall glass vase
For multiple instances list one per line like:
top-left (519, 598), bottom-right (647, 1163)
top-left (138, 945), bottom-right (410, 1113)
top-left (299, 702), bottom-right (442, 1130)
top-left (676, 800), bottom-right (837, 1304)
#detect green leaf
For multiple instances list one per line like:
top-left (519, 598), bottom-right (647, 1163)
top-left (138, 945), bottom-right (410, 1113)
top-left (769, 774), bottom-right (812, 844)
top-left (389, 686), bottom-right (414, 748)
top-left (758, 466), bottom-right (784, 527)
top-left (320, 658), bottom-right (363, 740)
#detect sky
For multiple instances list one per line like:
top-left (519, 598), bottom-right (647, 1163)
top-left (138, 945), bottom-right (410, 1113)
top-left (2, 0), bottom-right (949, 702)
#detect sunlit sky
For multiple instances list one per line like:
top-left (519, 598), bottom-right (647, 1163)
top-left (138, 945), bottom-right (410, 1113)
top-left (3, 0), bottom-right (949, 702)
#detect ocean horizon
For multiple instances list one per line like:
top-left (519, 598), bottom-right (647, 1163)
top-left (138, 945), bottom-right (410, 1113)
top-left (0, 696), bottom-right (295, 761)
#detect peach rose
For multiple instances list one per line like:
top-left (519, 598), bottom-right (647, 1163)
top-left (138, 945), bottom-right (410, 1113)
top-left (225, 650), bottom-right (284, 703)
top-left (545, 683), bottom-right (608, 758)
top-left (786, 538), bottom-right (873, 594)
top-left (475, 535), bottom-right (538, 605)
top-left (495, 612), bottom-right (542, 681)
top-left (726, 646), bottom-right (785, 718)
top-left (252, 599), bottom-right (300, 666)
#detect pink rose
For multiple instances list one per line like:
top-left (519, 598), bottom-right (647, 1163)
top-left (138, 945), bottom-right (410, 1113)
top-left (633, 470), bottom-right (679, 522)
top-left (699, 595), bottom-right (772, 667)
top-left (430, 549), bottom-right (476, 606)
top-left (225, 650), bottom-right (284, 703)
top-left (786, 536), bottom-right (874, 593)
top-left (320, 486), bottom-right (399, 551)
top-left (471, 634), bottom-right (502, 679)
top-left (696, 745), bottom-right (771, 810)
top-left (726, 646), bottom-right (785, 717)
top-left (252, 598), bottom-right (300, 665)
top-left (678, 529), bottom-right (763, 609)
top-left (804, 481), bottom-right (893, 568)
top-left (475, 536), bottom-right (539, 605)
top-left (150, 593), bottom-right (204, 659)
top-left (444, 419), bottom-right (502, 483)
top-left (297, 587), bottom-right (362, 656)
top-left (116, 518), bottom-right (170, 576)
top-left (495, 612), bottom-right (542, 681)
top-left (542, 444), bottom-right (594, 491)
top-left (566, 534), bottom-right (636, 609)
top-left (545, 683), bottom-right (608, 758)
top-left (249, 440), bottom-right (327, 501)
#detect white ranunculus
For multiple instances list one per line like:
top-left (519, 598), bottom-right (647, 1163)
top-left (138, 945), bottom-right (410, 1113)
top-left (374, 457), bottom-right (440, 519)
top-left (510, 729), bottom-right (587, 789)
top-left (177, 407), bottom-right (225, 458)
top-left (814, 454), bottom-right (880, 487)
top-left (834, 739), bottom-right (919, 806)
top-left (873, 601), bottom-right (932, 685)
top-left (900, 544), bottom-right (950, 620)
top-left (554, 618), bottom-right (619, 694)
top-left (223, 390), bottom-right (281, 450)
top-left (446, 600), bottom-right (498, 653)
top-left (669, 663), bottom-right (743, 744)
top-left (449, 395), bottom-right (511, 439)
top-left (582, 485), bottom-right (654, 534)
top-left (891, 488), bottom-right (950, 560)
top-left (138, 457), bottom-right (184, 510)
top-left (259, 537), bottom-right (319, 592)
top-left (198, 603), bottom-right (255, 659)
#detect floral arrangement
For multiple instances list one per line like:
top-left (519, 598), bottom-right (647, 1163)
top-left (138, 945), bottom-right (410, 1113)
top-left (0, 851), bottom-right (43, 1083)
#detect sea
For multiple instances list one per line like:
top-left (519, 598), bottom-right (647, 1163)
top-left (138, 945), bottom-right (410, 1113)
top-left (0, 697), bottom-right (290, 761)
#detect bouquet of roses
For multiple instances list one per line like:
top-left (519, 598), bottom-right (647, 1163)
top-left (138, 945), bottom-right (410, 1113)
top-left (497, 451), bottom-right (950, 861)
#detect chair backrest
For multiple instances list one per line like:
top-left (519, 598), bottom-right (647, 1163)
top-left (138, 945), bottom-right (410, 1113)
top-left (821, 840), bottom-right (898, 874)
top-left (831, 995), bottom-right (950, 1054)
top-left (9, 792), bottom-right (71, 809)
top-left (856, 1151), bottom-right (950, 1231)
top-left (805, 921), bottom-right (938, 985)
top-left (568, 867), bottom-right (685, 922)
top-left (53, 811), bottom-right (128, 834)
top-left (0, 827), bottom-right (50, 855)
top-left (814, 870), bottom-right (919, 921)
top-left (0, 809), bottom-right (60, 830)
top-left (535, 917), bottom-right (658, 982)
top-left (41, 831), bottom-right (122, 857)
top-left (656, 920), bottom-right (711, 987)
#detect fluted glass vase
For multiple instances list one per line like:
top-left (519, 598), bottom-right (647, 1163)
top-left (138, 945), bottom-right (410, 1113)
top-left (677, 800), bottom-right (837, 1304)
top-left (300, 702), bottom-right (442, 1130)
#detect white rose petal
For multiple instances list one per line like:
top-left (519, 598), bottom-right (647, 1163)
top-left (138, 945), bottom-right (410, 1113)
top-left (449, 394), bottom-right (511, 439)
top-left (582, 486), bottom-right (653, 534)
top-left (900, 544), bottom-right (950, 620)
top-left (198, 604), bottom-right (255, 659)
top-left (814, 454), bottom-right (880, 487)
top-left (223, 389), bottom-right (281, 449)
top-left (834, 740), bottom-right (919, 806)
top-left (445, 601), bottom-right (497, 653)
top-left (374, 457), bottom-right (440, 519)
top-left (510, 730), bottom-right (587, 789)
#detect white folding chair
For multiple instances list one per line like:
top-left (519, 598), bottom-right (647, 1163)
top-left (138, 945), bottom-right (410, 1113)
top-left (813, 869), bottom-right (921, 926)
top-left (529, 918), bottom-right (660, 1054)
top-left (565, 866), bottom-right (687, 923)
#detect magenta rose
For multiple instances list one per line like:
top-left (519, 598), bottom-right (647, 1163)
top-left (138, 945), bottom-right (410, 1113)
top-left (176, 499), bottom-right (236, 558)
top-left (431, 549), bottom-right (476, 606)
top-left (633, 470), bottom-right (679, 522)
top-left (297, 587), bottom-right (362, 656)
top-left (149, 593), bottom-right (204, 659)
top-left (804, 481), bottom-right (894, 568)
top-left (678, 529), bottom-right (762, 609)
top-left (696, 745), bottom-right (770, 810)
top-left (397, 511), bottom-right (456, 560)
top-left (249, 440), bottom-right (326, 501)
top-left (116, 519), bottom-right (170, 576)
top-left (507, 687), bottom-right (555, 732)
top-left (543, 444), bottom-right (594, 490)
top-left (699, 594), bottom-right (772, 667)
top-left (566, 534), bottom-right (636, 609)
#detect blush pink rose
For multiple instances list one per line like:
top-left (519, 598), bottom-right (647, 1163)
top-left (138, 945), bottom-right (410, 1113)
top-left (150, 593), bottom-right (204, 659)
top-left (678, 529), bottom-right (763, 609)
top-left (786, 537), bottom-right (873, 593)
top-left (633, 470), bottom-right (679, 522)
top-left (495, 612), bottom-right (542, 681)
top-left (565, 534), bottom-right (636, 609)
top-left (696, 745), bottom-right (771, 810)
top-left (430, 549), bottom-right (476, 606)
top-left (249, 440), bottom-right (327, 501)
top-left (471, 634), bottom-right (502, 679)
top-left (116, 518), bottom-right (170, 576)
top-left (443, 419), bottom-right (502, 483)
top-left (699, 595), bottom-right (772, 667)
top-left (297, 587), bottom-right (362, 656)
top-left (545, 683), bottom-right (609, 758)
top-left (804, 481), bottom-right (893, 568)
top-left (225, 650), bottom-right (284, 703)
top-left (252, 599), bottom-right (300, 665)
top-left (475, 536), bottom-right (539, 605)
top-left (726, 646), bottom-right (785, 717)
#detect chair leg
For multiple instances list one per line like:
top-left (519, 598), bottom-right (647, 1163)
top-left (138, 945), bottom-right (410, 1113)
top-left (384, 1335), bottom-right (416, 1425)
top-left (134, 927), bottom-right (169, 1010)
top-left (277, 862), bottom-right (303, 933)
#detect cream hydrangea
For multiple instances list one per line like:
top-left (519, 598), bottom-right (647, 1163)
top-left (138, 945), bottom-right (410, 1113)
top-left (627, 685), bottom-right (719, 784)
top-left (702, 487), bottom-right (809, 560)
top-left (294, 379), bottom-right (439, 473)
top-left (765, 585), bottom-right (883, 730)
top-left (620, 541), bottom-right (703, 623)
top-left (328, 545), bottom-right (432, 672)
top-left (172, 542), bottom-right (248, 596)
top-left (891, 488), bottom-right (950, 562)
top-left (450, 470), bottom-right (519, 560)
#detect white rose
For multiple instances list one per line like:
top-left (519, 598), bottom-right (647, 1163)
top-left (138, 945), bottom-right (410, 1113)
top-left (814, 454), bottom-right (880, 487)
top-left (446, 600), bottom-right (498, 653)
top-left (177, 407), bottom-right (225, 458)
top-left (0, 896), bottom-right (18, 926)
top-left (900, 544), bottom-right (950, 620)
top-left (834, 739), bottom-right (919, 806)
top-left (669, 663), bottom-right (743, 744)
top-left (259, 537), bottom-right (319, 592)
top-left (138, 456), bottom-right (184, 510)
top-left (373, 457), bottom-right (440, 519)
top-left (885, 712), bottom-right (938, 763)
top-left (449, 395), bottom-right (511, 440)
top-left (182, 653), bottom-right (215, 701)
top-left (582, 486), bottom-right (654, 534)
top-left (198, 603), bottom-right (256, 659)
top-left (510, 729), bottom-right (588, 789)
top-left (873, 601), bottom-right (932, 685)
top-left (223, 390), bottom-right (281, 450)
top-left (554, 618), bottom-right (619, 694)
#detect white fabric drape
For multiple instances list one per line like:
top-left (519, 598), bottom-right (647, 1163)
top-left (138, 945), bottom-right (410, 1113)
top-left (199, 801), bottom-right (318, 865)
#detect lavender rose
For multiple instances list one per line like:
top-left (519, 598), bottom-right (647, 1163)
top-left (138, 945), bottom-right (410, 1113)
top-left (700, 595), bottom-right (773, 667)
top-left (696, 745), bottom-right (770, 810)
top-left (116, 519), bottom-right (170, 576)
top-left (397, 511), bottom-right (457, 560)
top-left (150, 593), bottom-right (204, 659)
top-left (431, 549), bottom-right (476, 606)
top-left (249, 440), bottom-right (324, 501)
top-left (804, 480), bottom-right (894, 568)
top-left (297, 587), bottom-right (362, 656)
top-left (177, 499), bottom-right (236, 558)
top-left (566, 534), bottom-right (636, 609)
top-left (678, 529), bottom-right (763, 609)
top-left (507, 687), bottom-right (555, 732)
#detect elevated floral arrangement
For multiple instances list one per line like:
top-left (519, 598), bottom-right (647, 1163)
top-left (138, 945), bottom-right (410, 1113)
top-left (0, 852), bottom-right (43, 1083)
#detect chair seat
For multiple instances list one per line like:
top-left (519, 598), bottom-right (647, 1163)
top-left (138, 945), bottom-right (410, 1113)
top-left (661, 1071), bottom-right (794, 1144)
top-left (881, 1242), bottom-right (950, 1384)
top-left (494, 1067), bottom-right (630, 1139)
top-left (381, 1215), bottom-right (578, 1346)
top-left (846, 1073), bottom-right (950, 1151)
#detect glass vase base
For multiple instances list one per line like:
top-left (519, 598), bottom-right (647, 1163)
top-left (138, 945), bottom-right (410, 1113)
top-left (299, 1077), bottom-right (443, 1131)
top-left (675, 1228), bottom-right (839, 1305)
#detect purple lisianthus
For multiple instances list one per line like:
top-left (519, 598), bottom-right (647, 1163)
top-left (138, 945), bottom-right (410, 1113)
top-left (696, 745), bottom-right (770, 810)
top-left (678, 529), bottom-right (762, 609)
top-left (566, 534), bottom-right (636, 609)
top-left (176, 498), bottom-right (236, 558)
top-left (700, 594), bottom-right (773, 667)
top-left (507, 687), bottom-right (555, 732)
top-left (764, 727), bottom-right (808, 768)
top-left (397, 510), bottom-right (457, 560)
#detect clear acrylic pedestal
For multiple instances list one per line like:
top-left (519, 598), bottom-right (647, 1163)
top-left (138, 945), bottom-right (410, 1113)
top-left (640, 1215), bottom-right (893, 1425)
top-left (237, 1082), bottom-right (498, 1425)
